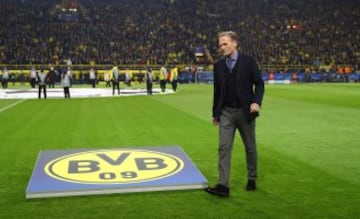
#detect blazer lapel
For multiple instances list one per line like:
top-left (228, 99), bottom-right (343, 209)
top-left (219, 58), bottom-right (227, 86)
top-left (233, 54), bottom-right (243, 80)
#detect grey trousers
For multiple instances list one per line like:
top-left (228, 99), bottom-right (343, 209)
top-left (218, 107), bottom-right (257, 187)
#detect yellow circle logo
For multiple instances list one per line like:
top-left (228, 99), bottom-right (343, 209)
top-left (45, 149), bottom-right (184, 184)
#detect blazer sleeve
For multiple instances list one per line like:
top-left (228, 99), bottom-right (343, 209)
top-left (250, 57), bottom-right (264, 106)
top-left (212, 63), bottom-right (220, 119)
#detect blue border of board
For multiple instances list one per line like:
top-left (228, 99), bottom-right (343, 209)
top-left (26, 145), bottom-right (208, 199)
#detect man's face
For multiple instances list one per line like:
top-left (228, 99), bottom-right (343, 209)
top-left (218, 35), bottom-right (237, 57)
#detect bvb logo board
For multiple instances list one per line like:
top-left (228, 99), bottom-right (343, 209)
top-left (45, 149), bottom-right (184, 184)
top-left (26, 146), bottom-right (208, 199)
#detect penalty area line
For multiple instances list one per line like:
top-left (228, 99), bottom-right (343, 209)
top-left (0, 99), bottom-right (26, 114)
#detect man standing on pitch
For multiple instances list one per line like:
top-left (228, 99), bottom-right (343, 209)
top-left (205, 31), bottom-right (264, 197)
top-left (111, 65), bottom-right (120, 95)
top-left (145, 67), bottom-right (153, 95)
top-left (37, 69), bottom-right (48, 99)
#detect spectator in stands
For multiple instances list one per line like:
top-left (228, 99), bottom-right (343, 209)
top-left (66, 58), bottom-right (72, 67)
top-left (0, 0), bottom-right (358, 69)
top-left (205, 31), bottom-right (264, 197)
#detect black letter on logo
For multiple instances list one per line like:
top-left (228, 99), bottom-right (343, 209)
top-left (135, 158), bottom-right (167, 170)
top-left (68, 160), bottom-right (100, 173)
top-left (96, 153), bottom-right (130, 166)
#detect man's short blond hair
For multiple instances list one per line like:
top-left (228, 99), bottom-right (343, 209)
top-left (218, 31), bottom-right (238, 43)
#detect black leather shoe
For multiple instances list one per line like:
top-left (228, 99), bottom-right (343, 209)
top-left (205, 184), bottom-right (230, 197)
top-left (246, 180), bottom-right (256, 191)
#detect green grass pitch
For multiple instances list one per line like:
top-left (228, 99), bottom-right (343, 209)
top-left (0, 83), bottom-right (359, 219)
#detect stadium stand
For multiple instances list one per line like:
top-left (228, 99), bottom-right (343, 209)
top-left (0, 0), bottom-right (359, 83)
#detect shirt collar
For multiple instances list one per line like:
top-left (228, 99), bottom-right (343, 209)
top-left (228, 50), bottom-right (238, 61)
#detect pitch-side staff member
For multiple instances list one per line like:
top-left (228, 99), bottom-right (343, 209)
top-left (111, 66), bottom-right (120, 95)
top-left (145, 67), bottom-right (153, 95)
top-left (37, 69), bottom-right (48, 99)
top-left (205, 31), bottom-right (265, 197)
top-left (61, 71), bottom-right (71, 98)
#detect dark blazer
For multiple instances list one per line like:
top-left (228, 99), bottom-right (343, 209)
top-left (212, 52), bottom-right (264, 122)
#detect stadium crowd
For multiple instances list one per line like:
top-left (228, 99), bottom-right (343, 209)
top-left (0, 0), bottom-right (359, 69)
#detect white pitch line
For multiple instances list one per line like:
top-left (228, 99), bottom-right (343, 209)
top-left (0, 99), bottom-right (26, 113)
